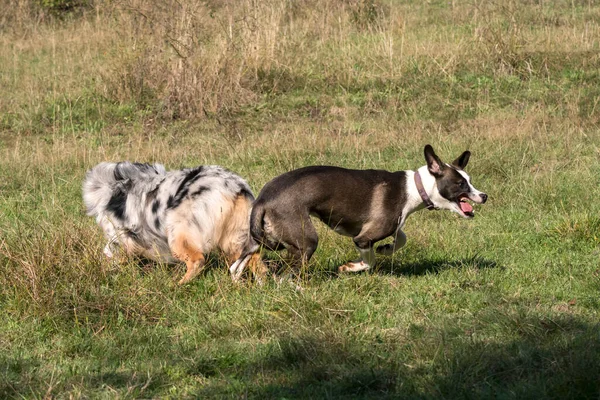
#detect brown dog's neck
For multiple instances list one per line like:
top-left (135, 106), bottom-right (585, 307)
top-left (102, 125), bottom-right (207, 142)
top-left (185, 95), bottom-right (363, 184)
top-left (400, 167), bottom-right (437, 219)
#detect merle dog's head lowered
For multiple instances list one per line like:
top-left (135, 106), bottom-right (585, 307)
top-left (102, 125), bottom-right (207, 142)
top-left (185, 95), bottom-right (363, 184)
top-left (423, 144), bottom-right (487, 218)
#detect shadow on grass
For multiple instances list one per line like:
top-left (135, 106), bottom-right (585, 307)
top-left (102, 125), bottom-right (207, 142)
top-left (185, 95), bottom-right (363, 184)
top-left (374, 254), bottom-right (502, 277)
top-left (2, 313), bottom-right (600, 399)
top-left (258, 253), bottom-right (502, 282)
top-left (188, 316), bottom-right (600, 399)
top-left (199, 318), bottom-right (599, 399)
top-left (0, 357), bottom-right (41, 399)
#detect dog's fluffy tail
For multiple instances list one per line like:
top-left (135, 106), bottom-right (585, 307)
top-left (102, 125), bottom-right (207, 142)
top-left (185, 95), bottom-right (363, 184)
top-left (82, 162), bottom-right (166, 217)
top-left (83, 162), bottom-right (120, 217)
top-left (229, 202), bottom-right (266, 281)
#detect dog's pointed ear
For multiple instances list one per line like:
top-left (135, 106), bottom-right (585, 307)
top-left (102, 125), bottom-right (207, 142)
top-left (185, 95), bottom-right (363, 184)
top-left (424, 145), bottom-right (445, 176)
top-left (452, 151), bottom-right (471, 170)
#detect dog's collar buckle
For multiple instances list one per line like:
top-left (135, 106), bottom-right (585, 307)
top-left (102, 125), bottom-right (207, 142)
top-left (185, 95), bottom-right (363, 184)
top-left (414, 171), bottom-right (435, 211)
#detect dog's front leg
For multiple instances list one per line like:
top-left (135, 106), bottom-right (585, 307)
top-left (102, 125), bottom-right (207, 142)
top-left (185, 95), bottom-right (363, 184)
top-left (376, 230), bottom-right (407, 256)
top-left (103, 235), bottom-right (120, 258)
top-left (339, 245), bottom-right (376, 273)
top-left (103, 243), bottom-right (115, 258)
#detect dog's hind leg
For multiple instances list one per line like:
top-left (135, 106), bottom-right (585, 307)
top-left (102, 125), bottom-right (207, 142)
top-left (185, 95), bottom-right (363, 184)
top-left (247, 253), bottom-right (268, 285)
top-left (276, 214), bottom-right (319, 278)
top-left (229, 255), bottom-right (250, 282)
top-left (98, 216), bottom-right (121, 258)
top-left (170, 234), bottom-right (206, 285)
top-left (226, 251), bottom-right (267, 284)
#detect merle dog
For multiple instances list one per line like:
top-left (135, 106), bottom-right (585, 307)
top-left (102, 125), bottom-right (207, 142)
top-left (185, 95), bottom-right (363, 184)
top-left (83, 162), bottom-right (265, 284)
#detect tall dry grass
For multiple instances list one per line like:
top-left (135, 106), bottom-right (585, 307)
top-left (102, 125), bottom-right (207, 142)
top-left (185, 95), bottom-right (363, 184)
top-left (95, 0), bottom-right (398, 119)
top-left (2, 0), bottom-right (599, 128)
top-left (1, 0), bottom-right (396, 124)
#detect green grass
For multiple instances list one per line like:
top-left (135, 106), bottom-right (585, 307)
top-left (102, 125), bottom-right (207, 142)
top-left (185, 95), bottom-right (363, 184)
top-left (1, 0), bottom-right (600, 398)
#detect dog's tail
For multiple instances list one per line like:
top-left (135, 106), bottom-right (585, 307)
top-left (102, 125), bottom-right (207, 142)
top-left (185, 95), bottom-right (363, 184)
top-left (82, 162), bottom-right (166, 217)
top-left (83, 162), bottom-right (121, 217)
top-left (229, 201), bottom-right (266, 281)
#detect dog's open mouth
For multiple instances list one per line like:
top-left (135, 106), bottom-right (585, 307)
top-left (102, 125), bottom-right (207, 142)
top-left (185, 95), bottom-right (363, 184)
top-left (458, 194), bottom-right (474, 218)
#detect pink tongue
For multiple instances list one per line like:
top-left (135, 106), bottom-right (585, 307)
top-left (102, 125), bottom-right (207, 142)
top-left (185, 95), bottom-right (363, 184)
top-left (460, 201), bottom-right (473, 213)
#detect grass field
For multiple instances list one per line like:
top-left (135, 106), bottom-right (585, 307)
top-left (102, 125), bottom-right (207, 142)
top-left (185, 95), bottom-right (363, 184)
top-left (1, 0), bottom-right (600, 398)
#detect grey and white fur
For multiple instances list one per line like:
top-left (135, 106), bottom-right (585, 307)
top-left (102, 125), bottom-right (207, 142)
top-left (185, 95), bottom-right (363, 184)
top-left (83, 162), bottom-right (266, 284)
top-left (229, 145), bottom-right (488, 280)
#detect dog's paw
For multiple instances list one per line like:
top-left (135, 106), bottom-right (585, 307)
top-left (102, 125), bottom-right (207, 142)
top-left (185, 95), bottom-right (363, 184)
top-left (338, 261), bottom-right (370, 273)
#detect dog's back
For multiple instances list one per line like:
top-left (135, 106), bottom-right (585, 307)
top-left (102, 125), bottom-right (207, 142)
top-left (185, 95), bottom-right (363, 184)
top-left (251, 166), bottom-right (406, 240)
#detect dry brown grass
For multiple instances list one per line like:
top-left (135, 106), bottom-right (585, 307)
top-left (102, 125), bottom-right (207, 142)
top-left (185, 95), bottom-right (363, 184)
top-left (89, 0), bottom-right (397, 119)
top-left (2, 0), bottom-right (599, 126)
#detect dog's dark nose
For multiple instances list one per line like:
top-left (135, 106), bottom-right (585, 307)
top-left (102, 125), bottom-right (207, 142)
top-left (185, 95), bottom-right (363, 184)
top-left (480, 193), bottom-right (488, 203)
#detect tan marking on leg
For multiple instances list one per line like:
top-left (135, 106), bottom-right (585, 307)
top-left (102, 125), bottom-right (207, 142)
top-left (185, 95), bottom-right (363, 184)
top-left (248, 253), bottom-right (268, 285)
top-left (225, 248), bottom-right (246, 282)
top-left (171, 235), bottom-right (206, 285)
top-left (226, 250), bottom-right (242, 266)
top-left (218, 195), bottom-right (252, 256)
top-left (218, 194), bottom-right (261, 283)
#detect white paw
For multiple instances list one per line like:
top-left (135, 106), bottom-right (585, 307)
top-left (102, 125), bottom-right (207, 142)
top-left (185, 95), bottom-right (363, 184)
top-left (103, 245), bottom-right (114, 258)
top-left (338, 261), bottom-right (371, 273)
